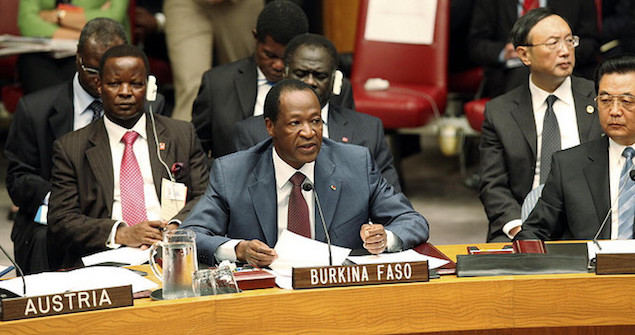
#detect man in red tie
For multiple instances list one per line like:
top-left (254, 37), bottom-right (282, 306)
top-left (181, 79), bottom-right (428, 268)
top-left (47, 45), bottom-right (209, 269)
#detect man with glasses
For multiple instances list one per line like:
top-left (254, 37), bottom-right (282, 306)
top-left (478, 8), bottom-right (603, 242)
top-left (468, 0), bottom-right (598, 98)
top-left (4, 18), bottom-right (163, 274)
top-left (516, 54), bottom-right (635, 240)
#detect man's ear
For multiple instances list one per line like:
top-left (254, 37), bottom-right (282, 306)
top-left (96, 77), bottom-right (102, 95)
top-left (265, 117), bottom-right (275, 137)
top-left (252, 29), bottom-right (258, 42)
top-left (516, 46), bottom-right (531, 67)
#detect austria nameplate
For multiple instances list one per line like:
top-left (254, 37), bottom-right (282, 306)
top-left (1, 285), bottom-right (133, 321)
top-left (292, 261), bottom-right (429, 289)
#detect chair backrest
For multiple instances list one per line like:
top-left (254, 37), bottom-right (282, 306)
top-left (351, 0), bottom-right (449, 89)
top-left (0, 0), bottom-right (20, 36)
top-left (521, 184), bottom-right (545, 222)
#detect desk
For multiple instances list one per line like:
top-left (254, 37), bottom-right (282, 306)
top-left (1, 243), bottom-right (634, 334)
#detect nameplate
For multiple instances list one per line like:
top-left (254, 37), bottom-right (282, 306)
top-left (1, 285), bottom-right (133, 321)
top-left (596, 253), bottom-right (635, 275)
top-left (292, 261), bottom-right (429, 289)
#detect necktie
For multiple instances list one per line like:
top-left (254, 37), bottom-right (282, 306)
top-left (88, 100), bottom-right (103, 122)
top-left (287, 172), bottom-right (310, 238)
top-left (120, 131), bottom-right (147, 226)
top-left (522, 0), bottom-right (539, 15)
top-left (540, 95), bottom-right (560, 184)
top-left (617, 147), bottom-right (634, 239)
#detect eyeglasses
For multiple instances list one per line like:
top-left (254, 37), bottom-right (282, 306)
top-left (521, 35), bottom-right (580, 50)
top-left (78, 56), bottom-right (100, 76)
top-left (594, 93), bottom-right (635, 111)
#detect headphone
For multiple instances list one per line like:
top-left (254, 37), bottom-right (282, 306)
top-left (145, 75), bottom-right (175, 182)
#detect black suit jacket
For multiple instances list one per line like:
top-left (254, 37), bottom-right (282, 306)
top-left (515, 136), bottom-right (612, 240)
top-left (47, 113), bottom-right (205, 269)
top-left (468, 0), bottom-right (599, 95)
top-left (233, 103), bottom-right (402, 193)
top-left (191, 55), bottom-right (355, 158)
top-left (4, 80), bottom-right (165, 273)
top-left (479, 76), bottom-right (603, 241)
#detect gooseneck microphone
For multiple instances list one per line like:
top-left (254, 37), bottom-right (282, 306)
top-left (0, 243), bottom-right (26, 297)
top-left (301, 180), bottom-right (333, 266)
top-left (593, 169), bottom-right (635, 250)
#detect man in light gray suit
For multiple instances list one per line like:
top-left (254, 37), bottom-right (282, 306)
top-left (234, 33), bottom-right (400, 192)
top-left (181, 79), bottom-right (428, 267)
top-left (479, 8), bottom-right (603, 242)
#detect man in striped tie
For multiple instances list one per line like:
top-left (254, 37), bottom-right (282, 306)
top-left (516, 54), bottom-right (635, 241)
top-left (47, 45), bottom-right (209, 269)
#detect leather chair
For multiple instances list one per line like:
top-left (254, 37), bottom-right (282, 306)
top-left (350, 0), bottom-right (450, 187)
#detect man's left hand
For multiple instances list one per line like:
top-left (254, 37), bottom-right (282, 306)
top-left (360, 223), bottom-right (387, 254)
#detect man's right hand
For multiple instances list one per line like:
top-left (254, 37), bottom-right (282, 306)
top-left (115, 220), bottom-right (165, 248)
top-left (235, 240), bottom-right (277, 268)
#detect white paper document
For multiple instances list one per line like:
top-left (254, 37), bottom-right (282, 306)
top-left (82, 247), bottom-right (151, 266)
top-left (0, 266), bottom-right (158, 297)
top-left (364, 0), bottom-right (437, 45)
top-left (347, 249), bottom-right (450, 269)
top-left (269, 230), bottom-right (352, 289)
top-left (587, 240), bottom-right (635, 261)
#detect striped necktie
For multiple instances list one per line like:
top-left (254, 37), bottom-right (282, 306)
top-left (617, 147), bottom-right (634, 239)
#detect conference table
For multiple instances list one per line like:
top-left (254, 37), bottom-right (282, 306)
top-left (1, 242), bottom-right (634, 334)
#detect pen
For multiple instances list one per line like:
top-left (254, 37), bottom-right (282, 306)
top-left (0, 266), bottom-right (15, 278)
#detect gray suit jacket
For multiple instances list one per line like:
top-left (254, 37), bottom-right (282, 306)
top-left (181, 138), bottom-right (428, 264)
top-left (515, 136), bottom-right (612, 240)
top-left (233, 103), bottom-right (401, 192)
top-left (48, 113), bottom-right (209, 268)
top-left (191, 55), bottom-right (356, 158)
top-left (479, 76), bottom-right (603, 241)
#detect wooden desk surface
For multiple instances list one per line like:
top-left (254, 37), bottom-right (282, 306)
top-left (2, 243), bottom-right (634, 335)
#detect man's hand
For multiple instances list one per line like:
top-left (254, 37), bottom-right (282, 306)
top-left (38, 10), bottom-right (58, 24)
top-left (509, 226), bottom-right (522, 238)
top-left (235, 240), bottom-right (277, 268)
top-left (115, 220), bottom-right (166, 248)
top-left (360, 223), bottom-right (387, 254)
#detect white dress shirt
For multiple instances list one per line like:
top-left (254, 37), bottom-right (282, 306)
top-left (72, 73), bottom-right (101, 131)
top-left (254, 67), bottom-right (272, 116)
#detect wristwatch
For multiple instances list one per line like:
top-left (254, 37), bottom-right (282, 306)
top-left (57, 9), bottom-right (67, 25)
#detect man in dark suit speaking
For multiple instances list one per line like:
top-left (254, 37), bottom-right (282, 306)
top-left (181, 79), bottom-right (428, 267)
top-left (479, 8), bottom-right (603, 242)
top-left (516, 55), bottom-right (635, 240)
top-left (48, 45), bottom-right (209, 269)
top-left (234, 33), bottom-right (401, 192)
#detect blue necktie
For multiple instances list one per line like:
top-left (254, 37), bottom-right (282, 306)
top-left (617, 147), bottom-right (634, 239)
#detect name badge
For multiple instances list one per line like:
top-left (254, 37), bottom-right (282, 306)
top-left (161, 178), bottom-right (187, 220)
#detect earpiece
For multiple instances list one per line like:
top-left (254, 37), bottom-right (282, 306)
top-left (332, 70), bottom-right (343, 95)
top-left (146, 75), bottom-right (157, 102)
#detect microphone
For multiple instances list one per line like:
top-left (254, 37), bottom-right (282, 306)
top-left (301, 180), bottom-right (333, 266)
top-left (0, 243), bottom-right (25, 297)
top-left (593, 169), bottom-right (635, 250)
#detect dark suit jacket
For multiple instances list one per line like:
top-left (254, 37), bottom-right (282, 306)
top-left (180, 138), bottom-right (428, 265)
top-left (4, 80), bottom-right (165, 273)
top-left (191, 55), bottom-right (356, 158)
top-left (47, 113), bottom-right (209, 269)
top-left (468, 0), bottom-right (599, 96)
top-left (515, 136), bottom-right (612, 240)
top-left (232, 103), bottom-right (402, 193)
top-left (479, 76), bottom-right (603, 241)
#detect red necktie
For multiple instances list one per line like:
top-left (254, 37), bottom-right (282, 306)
top-left (120, 131), bottom-right (147, 226)
top-left (287, 172), bottom-right (310, 238)
top-left (522, 0), bottom-right (539, 15)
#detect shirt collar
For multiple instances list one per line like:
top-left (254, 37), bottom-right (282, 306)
top-left (321, 102), bottom-right (330, 126)
top-left (72, 72), bottom-right (100, 115)
top-left (529, 75), bottom-right (573, 108)
top-left (257, 67), bottom-right (273, 87)
top-left (272, 146), bottom-right (315, 189)
top-left (104, 113), bottom-right (148, 143)
top-left (609, 137), bottom-right (635, 163)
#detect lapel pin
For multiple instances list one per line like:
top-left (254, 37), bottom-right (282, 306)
top-left (586, 105), bottom-right (594, 114)
top-left (159, 142), bottom-right (166, 150)
top-left (330, 185), bottom-right (337, 191)
top-left (341, 136), bottom-right (349, 143)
